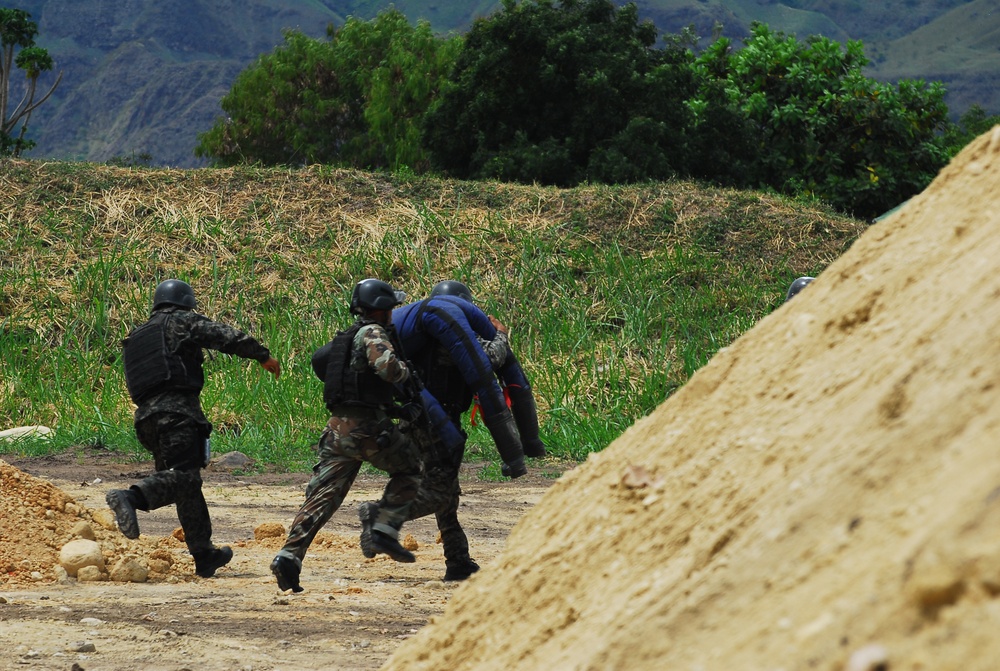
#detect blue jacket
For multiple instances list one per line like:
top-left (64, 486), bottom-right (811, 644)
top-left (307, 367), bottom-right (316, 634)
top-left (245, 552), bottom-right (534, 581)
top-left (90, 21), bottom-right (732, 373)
top-left (393, 296), bottom-right (507, 419)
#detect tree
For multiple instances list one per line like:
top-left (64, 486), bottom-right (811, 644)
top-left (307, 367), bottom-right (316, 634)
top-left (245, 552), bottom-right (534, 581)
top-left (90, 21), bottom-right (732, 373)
top-left (424, 0), bottom-right (679, 186)
top-left (1, 8), bottom-right (62, 157)
top-left (692, 23), bottom-right (950, 218)
top-left (940, 104), bottom-right (1000, 159)
top-left (195, 9), bottom-right (460, 170)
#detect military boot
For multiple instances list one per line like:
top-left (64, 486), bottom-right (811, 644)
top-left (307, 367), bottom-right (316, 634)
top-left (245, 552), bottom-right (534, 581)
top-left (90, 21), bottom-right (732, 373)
top-left (443, 558), bottom-right (480, 582)
top-left (270, 554), bottom-right (303, 593)
top-left (193, 546), bottom-right (233, 578)
top-left (105, 488), bottom-right (143, 539)
top-left (357, 502), bottom-right (378, 559)
top-left (370, 531), bottom-right (415, 563)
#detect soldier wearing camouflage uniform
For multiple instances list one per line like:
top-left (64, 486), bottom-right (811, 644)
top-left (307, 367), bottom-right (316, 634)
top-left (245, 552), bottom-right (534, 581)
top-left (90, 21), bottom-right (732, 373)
top-left (106, 279), bottom-right (281, 578)
top-left (270, 278), bottom-right (423, 593)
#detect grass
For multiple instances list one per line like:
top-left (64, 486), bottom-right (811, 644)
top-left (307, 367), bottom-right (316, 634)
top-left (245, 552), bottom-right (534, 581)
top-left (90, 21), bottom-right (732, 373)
top-left (0, 160), bottom-right (866, 475)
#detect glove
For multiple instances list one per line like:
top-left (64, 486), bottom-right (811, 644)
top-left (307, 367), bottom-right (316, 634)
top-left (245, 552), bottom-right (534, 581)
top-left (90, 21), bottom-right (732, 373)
top-left (398, 402), bottom-right (424, 423)
top-left (501, 456), bottom-right (527, 479)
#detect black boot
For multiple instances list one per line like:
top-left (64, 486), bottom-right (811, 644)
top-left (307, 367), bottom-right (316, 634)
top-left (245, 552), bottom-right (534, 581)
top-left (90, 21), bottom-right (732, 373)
top-left (370, 531), bottom-right (415, 563)
top-left (443, 559), bottom-right (480, 582)
top-left (358, 502), bottom-right (378, 559)
top-left (105, 488), bottom-right (142, 539)
top-left (193, 546), bottom-right (233, 578)
top-left (270, 555), bottom-right (303, 592)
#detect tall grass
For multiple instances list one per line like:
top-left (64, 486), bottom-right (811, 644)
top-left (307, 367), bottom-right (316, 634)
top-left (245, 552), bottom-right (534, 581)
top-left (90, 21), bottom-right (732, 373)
top-left (0, 161), bottom-right (865, 473)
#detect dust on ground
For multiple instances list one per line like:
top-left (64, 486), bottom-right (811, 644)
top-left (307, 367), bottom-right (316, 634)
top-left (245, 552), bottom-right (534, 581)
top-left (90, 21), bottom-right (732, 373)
top-left (0, 448), bottom-right (567, 670)
top-left (380, 128), bottom-right (1000, 671)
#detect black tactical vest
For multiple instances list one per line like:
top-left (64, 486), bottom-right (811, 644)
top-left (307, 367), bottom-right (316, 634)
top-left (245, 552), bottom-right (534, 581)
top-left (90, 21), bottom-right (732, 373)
top-left (122, 312), bottom-right (204, 403)
top-left (322, 322), bottom-right (397, 412)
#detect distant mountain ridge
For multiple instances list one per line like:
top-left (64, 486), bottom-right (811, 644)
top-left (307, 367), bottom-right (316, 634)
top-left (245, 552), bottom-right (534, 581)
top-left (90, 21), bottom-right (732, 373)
top-left (10, 0), bottom-right (1000, 168)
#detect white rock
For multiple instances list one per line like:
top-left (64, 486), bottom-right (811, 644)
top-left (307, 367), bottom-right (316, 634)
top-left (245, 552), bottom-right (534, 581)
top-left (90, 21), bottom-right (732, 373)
top-left (59, 539), bottom-right (105, 576)
top-left (846, 643), bottom-right (889, 671)
top-left (0, 425), bottom-right (53, 442)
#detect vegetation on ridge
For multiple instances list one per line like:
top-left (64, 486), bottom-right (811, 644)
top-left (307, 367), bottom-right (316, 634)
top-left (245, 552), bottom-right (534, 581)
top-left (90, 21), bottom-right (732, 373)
top-left (0, 159), bottom-right (864, 474)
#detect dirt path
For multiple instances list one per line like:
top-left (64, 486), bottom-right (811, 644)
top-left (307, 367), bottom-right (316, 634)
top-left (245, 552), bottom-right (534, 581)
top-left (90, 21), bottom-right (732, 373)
top-left (0, 450), bottom-right (565, 671)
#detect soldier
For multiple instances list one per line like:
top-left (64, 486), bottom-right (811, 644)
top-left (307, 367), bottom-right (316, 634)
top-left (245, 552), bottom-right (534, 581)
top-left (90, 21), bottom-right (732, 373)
top-left (106, 279), bottom-right (281, 578)
top-left (270, 278), bottom-right (423, 593)
top-left (366, 280), bottom-right (545, 581)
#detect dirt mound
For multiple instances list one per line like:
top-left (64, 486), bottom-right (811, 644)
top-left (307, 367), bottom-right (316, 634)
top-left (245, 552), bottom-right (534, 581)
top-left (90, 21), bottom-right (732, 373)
top-left (381, 129), bottom-right (1000, 671)
top-left (2, 459), bottom-right (198, 583)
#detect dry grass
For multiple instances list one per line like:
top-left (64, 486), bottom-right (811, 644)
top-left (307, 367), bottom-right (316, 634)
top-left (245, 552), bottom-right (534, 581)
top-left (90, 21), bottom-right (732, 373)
top-left (0, 158), bottom-right (866, 463)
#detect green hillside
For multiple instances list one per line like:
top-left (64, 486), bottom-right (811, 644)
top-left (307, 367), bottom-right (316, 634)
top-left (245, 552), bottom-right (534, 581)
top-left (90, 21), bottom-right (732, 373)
top-left (7, 0), bottom-right (997, 167)
top-left (0, 159), bottom-right (865, 470)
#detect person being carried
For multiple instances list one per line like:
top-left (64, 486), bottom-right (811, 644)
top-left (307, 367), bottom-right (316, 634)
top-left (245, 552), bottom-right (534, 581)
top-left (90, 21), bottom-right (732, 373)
top-left (370, 280), bottom-right (545, 581)
top-left (106, 279), bottom-right (281, 578)
top-left (270, 278), bottom-right (423, 593)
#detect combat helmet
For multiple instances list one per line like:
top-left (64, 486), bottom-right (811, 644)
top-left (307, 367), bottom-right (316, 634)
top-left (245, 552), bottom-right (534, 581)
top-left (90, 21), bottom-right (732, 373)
top-left (153, 279), bottom-right (197, 310)
top-left (430, 280), bottom-right (474, 303)
top-left (350, 278), bottom-right (406, 315)
top-left (784, 276), bottom-right (815, 303)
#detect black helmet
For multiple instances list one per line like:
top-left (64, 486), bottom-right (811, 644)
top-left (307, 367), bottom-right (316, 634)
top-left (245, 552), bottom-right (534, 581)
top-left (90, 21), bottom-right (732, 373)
top-left (430, 280), bottom-right (474, 303)
top-left (784, 276), bottom-right (814, 303)
top-left (350, 278), bottom-right (405, 315)
top-left (153, 279), bottom-right (197, 310)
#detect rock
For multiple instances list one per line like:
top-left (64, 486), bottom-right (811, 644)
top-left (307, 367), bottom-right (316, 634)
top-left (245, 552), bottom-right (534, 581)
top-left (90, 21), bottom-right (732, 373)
top-left (71, 521), bottom-right (96, 540)
top-left (89, 508), bottom-right (117, 531)
top-left (76, 565), bottom-right (106, 582)
top-left (0, 425), bottom-right (53, 442)
top-left (67, 641), bottom-right (96, 653)
top-left (254, 522), bottom-right (286, 540)
top-left (79, 617), bottom-right (104, 626)
top-left (208, 451), bottom-right (254, 472)
top-left (59, 539), bottom-right (105, 576)
top-left (147, 558), bottom-right (171, 574)
top-left (109, 558), bottom-right (148, 583)
top-left (845, 643), bottom-right (889, 671)
top-left (402, 534), bottom-right (419, 551)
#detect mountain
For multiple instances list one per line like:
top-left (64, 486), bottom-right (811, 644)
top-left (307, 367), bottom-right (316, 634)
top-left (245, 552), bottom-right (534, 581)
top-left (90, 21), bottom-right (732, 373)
top-left (9, 0), bottom-right (1000, 168)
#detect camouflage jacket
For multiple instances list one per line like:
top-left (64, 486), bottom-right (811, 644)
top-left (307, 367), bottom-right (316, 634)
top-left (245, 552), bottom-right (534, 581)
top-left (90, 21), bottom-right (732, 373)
top-left (352, 321), bottom-right (411, 387)
top-left (130, 307), bottom-right (272, 427)
top-left (480, 330), bottom-right (509, 370)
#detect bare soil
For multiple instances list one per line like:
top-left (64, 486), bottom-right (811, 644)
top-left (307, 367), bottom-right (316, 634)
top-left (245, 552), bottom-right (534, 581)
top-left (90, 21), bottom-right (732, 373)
top-left (0, 448), bottom-right (566, 671)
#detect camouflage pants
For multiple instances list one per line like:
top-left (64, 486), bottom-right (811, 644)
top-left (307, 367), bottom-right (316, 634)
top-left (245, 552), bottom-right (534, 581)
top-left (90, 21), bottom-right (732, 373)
top-left (279, 415), bottom-right (421, 562)
top-left (132, 412), bottom-right (213, 554)
top-left (405, 425), bottom-right (471, 566)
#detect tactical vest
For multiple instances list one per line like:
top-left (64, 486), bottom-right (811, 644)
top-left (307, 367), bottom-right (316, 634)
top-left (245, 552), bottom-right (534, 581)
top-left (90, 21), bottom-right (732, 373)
top-left (122, 312), bottom-right (204, 403)
top-left (322, 322), bottom-right (398, 412)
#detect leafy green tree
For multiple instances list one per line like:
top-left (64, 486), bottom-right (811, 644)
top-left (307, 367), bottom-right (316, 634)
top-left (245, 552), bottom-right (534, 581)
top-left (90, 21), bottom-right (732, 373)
top-left (692, 23), bottom-right (950, 218)
top-left (940, 104), bottom-right (1000, 159)
top-left (196, 10), bottom-right (459, 170)
top-left (425, 0), bottom-right (689, 186)
top-left (1, 8), bottom-right (62, 157)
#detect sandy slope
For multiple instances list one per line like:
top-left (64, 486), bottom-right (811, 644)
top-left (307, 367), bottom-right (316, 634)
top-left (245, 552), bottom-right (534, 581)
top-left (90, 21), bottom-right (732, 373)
top-left (382, 128), bottom-right (1000, 671)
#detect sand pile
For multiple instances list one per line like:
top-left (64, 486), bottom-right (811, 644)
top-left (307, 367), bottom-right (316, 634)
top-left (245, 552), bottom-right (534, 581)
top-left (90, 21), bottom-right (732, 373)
top-left (1, 459), bottom-right (193, 584)
top-left (382, 129), bottom-right (1000, 671)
